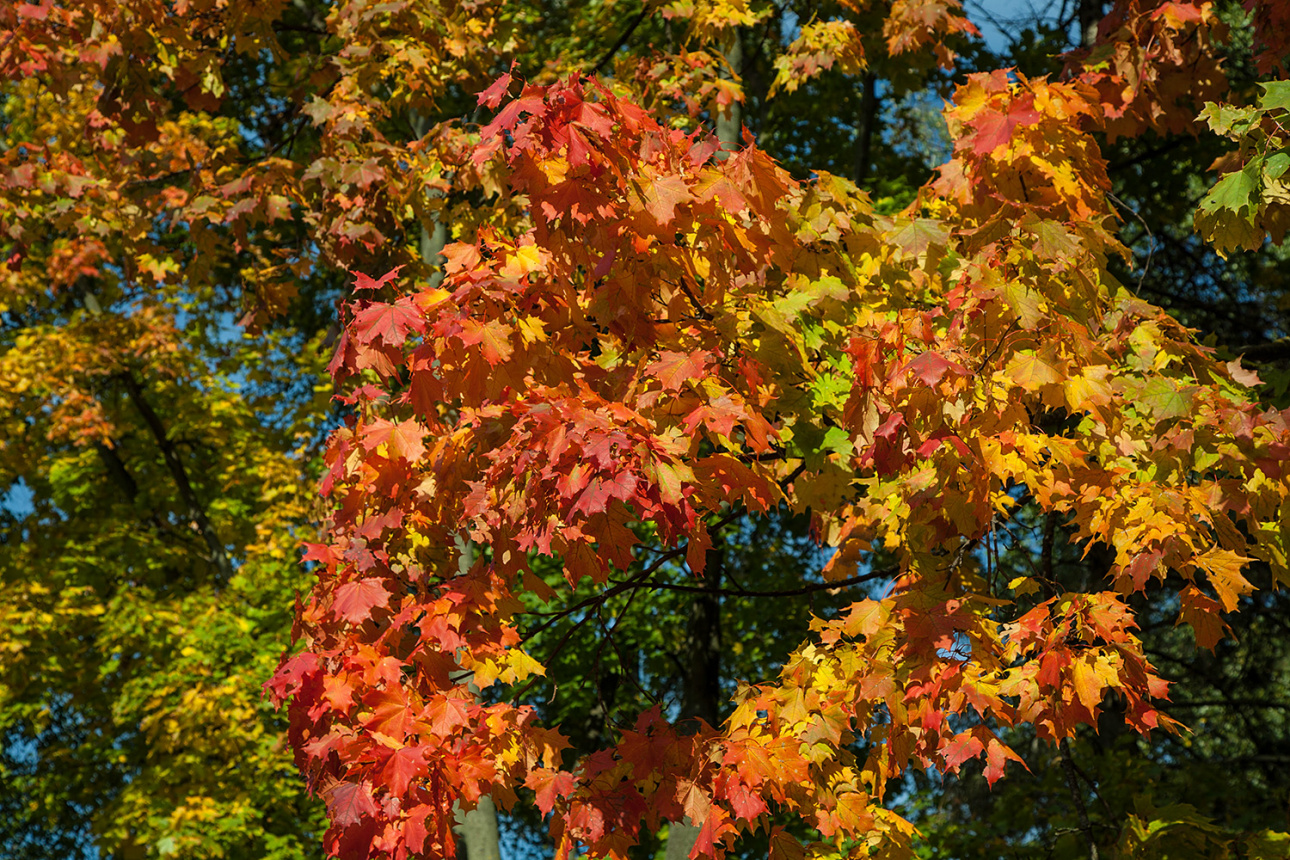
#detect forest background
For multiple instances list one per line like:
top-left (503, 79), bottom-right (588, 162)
top-left (1, 0), bottom-right (1289, 859)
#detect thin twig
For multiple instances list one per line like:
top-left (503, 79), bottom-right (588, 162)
top-left (637, 566), bottom-right (894, 598)
top-left (591, 5), bottom-right (653, 75)
top-left (1059, 738), bottom-right (1100, 860)
top-left (675, 278), bottom-right (713, 321)
top-left (1068, 755), bottom-right (1115, 820)
top-left (1106, 191), bottom-right (1156, 288)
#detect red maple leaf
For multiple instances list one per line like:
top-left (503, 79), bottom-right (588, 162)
top-left (572, 472), bottom-right (639, 516)
top-left (364, 688), bottom-right (422, 739)
top-left (353, 266), bottom-right (403, 292)
top-left (525, 769), bottom-right (575, 814)
top-left (322, 779), bottom-right (377, 827)
top-left (426, 695), bottom-right (470, 735)
top-left (983, 737), bottom-right (1026, 787)
top-left (263, 651), bottom-right (319, 702)
top-left (725, 780), bottom-right (768, 821)
top-left (361, 418), bottom-right (427, 463)
top-left (352, 296), bottom-right (422, 347)
top-left (458, 318), bottom-right (514, 365)
top-left (647, 350), bottom-right (709, 391)
top-left (477, 67), bottom-right (515, 109)
top-left (382, 745), bottom-right (428, 797)
top-left (332, 578), bottom-right (391, 624)
top-left (966, 96), bottom-right (1040, 156)
top-left (940, 730), bottom-right (985, 772)
top-left (904, 351), bottom-right (963, 386)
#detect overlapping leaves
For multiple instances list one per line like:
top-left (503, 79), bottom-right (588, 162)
top-left (272, 73), bottom-right (1290, 860)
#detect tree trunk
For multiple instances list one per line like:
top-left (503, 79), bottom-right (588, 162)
top-left (665, 33), bottom-right (742, 856)
top-left (714, 37), bottom-right (743, 159)
top-left (432, 280), bottom-right (500, 859)
top-left (665, 545), bottom-right (724, 860)
top-left (411, 109), bottom-right (449, 289)
top-left (1078, 0), bottom-right (1103, 47)
top-left (853, 73), bottom-right (878, 186)
top-left (453, 797), bottom-right (501, 860)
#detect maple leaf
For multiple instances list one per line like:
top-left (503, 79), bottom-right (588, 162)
top-left (572, 472), bottom-right (639, 517)
top-left (650, 458), bottom-right (693, 507)
top-left (477, 68), bottom-right (515, 109)
top-left (1194, 548), bottom-right (1255, 613)
top-left (341, 159), bottom-right (385, 189)
top-left (263, 652), bottom-right (319, 703)
top-left (404, 804), bottom-right (435, 855)
top-left (426, 696), bottom-right (470, 735)
top-left (904, 351), bottom-right (961, 386)
top-left (966, 100), bottom-right (1039, 155)
top-left (332, 578), bottom-right (391, 624)
top-left (353, 267), bottom-right (404, 292)
top-left (1121, 550), bottom-right (1164, 590)
top-left (322, 780), bottom-right (377, 828)
top-left (637, 173), bottom-right (691, 226)
top-left (686, 522), bottom-right (713, 575)
top-left (559, 538), bottom-right (603, 584)
top-left (940, 730), bottom-right (985, 772)
top-left (1225, 359), bottom-right (1262, 388)
top-left (1137, 377), bottom-right (1195, 420)
top-left (691, 808), bottom-right (737, 859)
top-left (364, 688), bottom-right (423, 739)
top-left (322, 674), bottom-right (357, 711)
top-left (892, 218), bottom-right (948, 255)
top-left (382, 745), bottom-right (428, 797)
top-left (361, 418), bottom-right (427, 463)
top-left (525, 768), bottom-right (575, 814)
top-left (725, 780), bottom-right (768, 821)
top-left (647, 350), bottom-right (710, 391)
top-left (1006, 352), bottom-right (1061, 391)
top-left (459, 318), bottom-right (515, 365)
top-left (1070, 654), bottom-right (1107, 713)
top-left (677, 778), bottom-right (713, 824)
top-left (770, 827), bottom-right (807, 860)
top-left (983, 738), bottom-right (1025, 787)
top-left (1179, 587), bottom-right (1229, 650)
top-left (352, 297), bottom-right (422, 347)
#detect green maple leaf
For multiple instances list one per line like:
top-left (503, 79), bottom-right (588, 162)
top-left (1137, 377), bottom-right (1194, 420)
top-left (1258, 80), bottom-right (1290, 113)
top-left (1199, 163), bottom-right (1258, 216)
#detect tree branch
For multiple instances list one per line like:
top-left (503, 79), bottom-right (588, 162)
top-left (118, 373), bottom-right (233, 580)
top-left (675, 278), bottom-right (713, 321)
top-left (93, 440), bottom-right (139, 502)
top-left (639, 566), bottom-right (894, 598)
top-left (853, 73), bottom-right (878, 185)
top-left (1059, 738), bottom-right (1100, 860)
top-left (1234, 338), bottom-right (1290, 363)
top-left (591, 5), bottom-right (653, 75)
top-left (1168, 699), bottom-right (1290, 709)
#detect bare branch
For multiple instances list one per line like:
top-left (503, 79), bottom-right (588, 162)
top-left (1059, 738), bottom-right (1100, 860)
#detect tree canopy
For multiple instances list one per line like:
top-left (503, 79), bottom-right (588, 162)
top-left (2, 1), bottom-right (1290, 860)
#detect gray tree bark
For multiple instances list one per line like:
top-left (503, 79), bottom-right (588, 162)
top-left (714, 38), bottom-right (743, 160)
